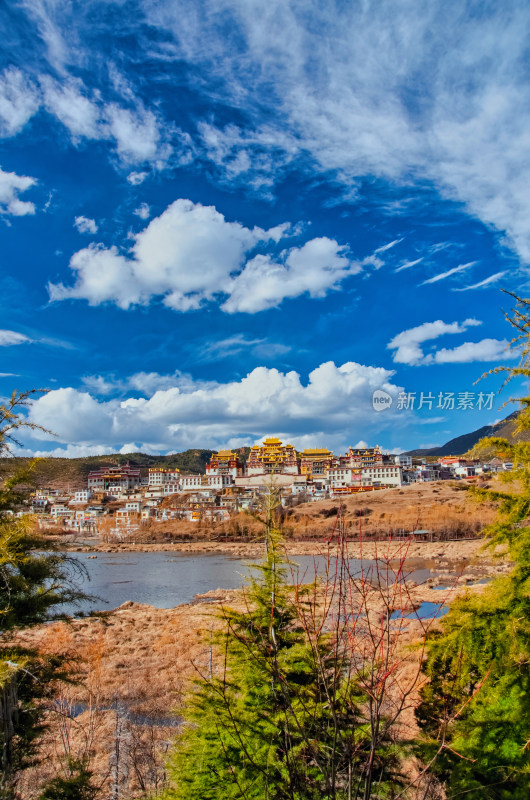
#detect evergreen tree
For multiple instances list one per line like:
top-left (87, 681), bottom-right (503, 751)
top-left (0, 391), bottom-right (92, 799)
top-left (164, 496), bottom-right (403, 800)
top-left (416, 292), bottom-right (530, 797)
top-left (36, 758), bottom-right (98, 800)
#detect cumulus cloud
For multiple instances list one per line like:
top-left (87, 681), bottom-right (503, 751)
top-left (222, 237), bottom-right (359, 313)
top-left (0, 166), bottom-right (36, 216)
top-left (0, 330), bottom-right (32, 346)
top-left (48, 198), bottom-right (365, 313)
top-left (433, 338), bottom-right (513, 364)
top-left (388, 319), bottom-right (482, 365)
top-left (74, 215), bottom-right (98, 234)
top-left (25, 361), bottom-right (404, 453)
top-left (80, 375), bottom-right (118, 395)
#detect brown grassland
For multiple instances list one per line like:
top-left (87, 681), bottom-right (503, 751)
top-left (14, 480), bottom-right (511, 798)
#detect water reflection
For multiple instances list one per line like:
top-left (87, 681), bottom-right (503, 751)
top-left (62, 550), bottom-right (434, 615)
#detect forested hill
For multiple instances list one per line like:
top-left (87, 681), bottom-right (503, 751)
top-left (0, 449), bottom-right (250, 489)
top-left (405, 410), bottom-right (529, 457)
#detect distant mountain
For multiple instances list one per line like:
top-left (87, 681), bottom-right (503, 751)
top-left (0, 446), bottom-right (255, 490)
top-left (0, 450), bottom-right (215, 489)
top-left (405, 410), bottom-right (528, 457)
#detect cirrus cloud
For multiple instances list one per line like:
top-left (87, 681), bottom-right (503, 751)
top-left (142, 0), bottom-right (530, 264)
top-left (0, 330), bottom-right (33, 346)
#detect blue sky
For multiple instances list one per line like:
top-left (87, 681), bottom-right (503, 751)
top-left (1, 0), bottom-right (529, 457)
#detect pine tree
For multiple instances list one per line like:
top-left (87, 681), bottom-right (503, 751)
top-left (0, 390), bottom-right (92, 799)
top-left (164, 493), bottom-right (403, 800)
top-left (415, 292), bottom-right (530, 798)
top-left (36, 758), bottom-right (98, 800)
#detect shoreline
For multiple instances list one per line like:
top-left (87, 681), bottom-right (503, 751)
top-left (19, 536), bottom-right (511, 796)
top-left (60, 536), bottom-right (511, 617)
top-left (59, 535), bottom-right (488, 561)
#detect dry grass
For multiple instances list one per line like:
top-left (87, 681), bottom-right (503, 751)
top-left (285, 480), bottom-right (497, 540)
top-left (14, 597), bottom-right (236, 798)
top-left (11, 526), bottom-right (511, 798)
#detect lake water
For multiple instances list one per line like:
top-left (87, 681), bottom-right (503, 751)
top-left (62, 550), bottom-right (434, 615)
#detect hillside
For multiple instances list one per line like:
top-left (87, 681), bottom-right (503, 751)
top-left (0, 447), bottom-right (254, 489)
top-left (405, 410), bottom-right (529, 457)
top-left (0, 450), bottom-right (214, 489)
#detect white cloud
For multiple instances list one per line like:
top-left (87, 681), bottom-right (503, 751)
top-left (133, 202), bottom-right (150, 220)
top-left (9, 4), bottom-right (530, 269)
top-left (41, 77), bottom-right (101, 139)
top-left (197, 334), bottom-right (291, 361)
top-left (80, 375), bottom-right (118, 395)
top-left (0, 167), bottom-right (36, 216)
top-left (82, 370), bottom-right (212, 397)
top-left (222, 237), bottom-right (359, 313)
top-left (50, 245), bottom-right (136, 309)
top-left (127, 171), bottom-right (148, 185)
top-left (198, 121), bottom-right (300, 193)
top-left (387, 319), bottom-right (482, 365)
top-left (420, 262), bottom-right (475, 285)
top-left (433, 338), bottom-right (514, 364)
top-left (142, 1), bottom-right (530, 263)
top-left (9, 3), bottom-right (530, 267)
top-left (119, 443), bottom-right (142, 454)
top-left (74, 215), bottom-right (98, 234)
top-left (395, 258), bottom-right (423, 273)
top-left (25, 361), bottom-right (404, 453)
top-left (374, 238), bottom-right (404, 254)
top-left (0, 330), bottom-right (32, 346)
top-left (0, 68), bottom-right (40, 137)
top-left (20, 0), bottom-right (73, 72)
top-left (453, 271), bottom-right (507, 291)
top-left (39, 77), bottom-right (174, 167)
top-left (105, 103), bottom-right (167, 165)
top-left (49, 198), bottom-right (365, 313)
top-left (14, 443), bottom-right (118, 459)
